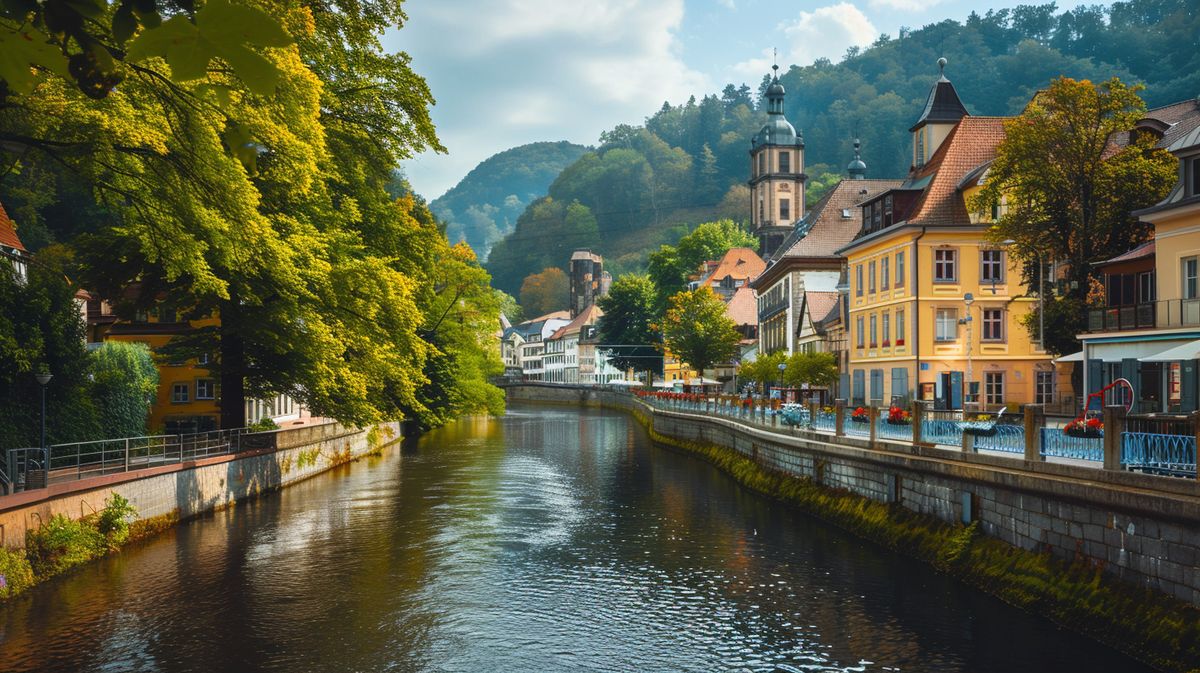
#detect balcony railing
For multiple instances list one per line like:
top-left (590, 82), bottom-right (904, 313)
top-left (1086, 299), bottom-right (1200, 332)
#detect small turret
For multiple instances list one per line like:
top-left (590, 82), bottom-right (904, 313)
top-left (847, 138), bottom-right (866, 179)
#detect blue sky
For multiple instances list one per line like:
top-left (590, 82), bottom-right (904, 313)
top-left (392, 0), bottom-right (1082, 200)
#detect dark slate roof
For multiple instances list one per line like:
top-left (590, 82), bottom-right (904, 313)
top-left (909, 76), bottom-right (969, 132)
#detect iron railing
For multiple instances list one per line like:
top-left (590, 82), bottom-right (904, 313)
top-left (1, 427), bottom-right (264, 495)
top-left (1121, 432), bottom-right (1196, 476)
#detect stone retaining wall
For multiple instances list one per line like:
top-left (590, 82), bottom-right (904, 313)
top-left (507, 384), bottom-right (1200, 606)
top-left (0, 421), bottom-right (401, 547)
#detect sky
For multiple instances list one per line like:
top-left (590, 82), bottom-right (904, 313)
top-left (391, 0), bottom-right (1082, 201)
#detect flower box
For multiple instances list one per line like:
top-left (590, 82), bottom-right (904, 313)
top-left (1064, 417), bottom-right (1103, 439)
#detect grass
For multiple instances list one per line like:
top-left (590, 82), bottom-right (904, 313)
top-left (631, 407), bottom-right (1200, 673)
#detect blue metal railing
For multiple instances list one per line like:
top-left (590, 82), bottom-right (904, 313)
top-left (812, 409), bottom-right (836, 433)
top-left (1040, 428), bottom-right (1103, 462)
top-left (972, 423), bottom-right (1025, 454)
top-left (1121, 431), bottom-right (1196, 476)
top-left (877, 416), bottom-right (914, 441)
top-left (922, 418), bottom-right (964, 447)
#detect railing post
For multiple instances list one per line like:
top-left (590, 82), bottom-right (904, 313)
top-left (1023, 404), bottom-right (1043, 462)
top-left (1193, 411), bottom-right (1200, 482)
top-left (124, 438), bottom-right (130, 472)
top-left (835, 399), bottom-right (846, 437)
top-left (868, 406), bottom-right (878, 448)
top-left (911, 401), bottom-right (924, 445)
top-left (1102, 405), bottom-right (1125, 471)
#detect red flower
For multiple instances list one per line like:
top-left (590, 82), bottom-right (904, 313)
top-left (1086, 418), bottom-right (1103, 429)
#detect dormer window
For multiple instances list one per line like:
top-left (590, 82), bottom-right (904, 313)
top-left (841, 208), bottom-right (851, 218)
top-left (1190, 156), bottom-right (1200, 198)
top-left (916, 128), bottom-right (926, 167)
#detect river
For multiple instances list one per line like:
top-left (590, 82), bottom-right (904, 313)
top-left (0, 404), bottom-right (1155, 672)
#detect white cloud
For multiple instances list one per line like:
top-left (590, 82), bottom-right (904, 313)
top-left (781, 3), bottom-right (878, 65)
top-left (868, 0), bottom-right (943, 11)
top-left (393, 0), bottom-right (709, 200)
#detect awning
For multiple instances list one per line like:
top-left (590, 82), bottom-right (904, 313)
top-left (1139, 339), bottom-right (1200, 362)
top-left (1059, 340), bottom-right (1190, 363)
top-left (1054, 350), bottom-right (1084, 363)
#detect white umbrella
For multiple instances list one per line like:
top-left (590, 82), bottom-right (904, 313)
top-left (608, 379), bottom-right (644, 386)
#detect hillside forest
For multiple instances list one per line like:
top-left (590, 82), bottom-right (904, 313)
top-left (480, 0), bottom-right (1200, 300)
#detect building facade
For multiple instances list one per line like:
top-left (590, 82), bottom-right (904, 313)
top-left (569, 249), bottom-right (610, 319)
top-left (749, 64), bottom-right (806, 258)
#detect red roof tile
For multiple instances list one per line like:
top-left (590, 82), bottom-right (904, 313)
top-left (803, 291), bottom-right (839, 326)
top-left (548, 304), bottom-right (603, 340)
top-left (773, 179), bottom-right (903, 261)
top-left (702, 247), bottom-right (765, 286)
top-left (0, 201), bottom-right (26, 253)
top-left (906, 116), bottom-right (1008, 227)
top-left (725, 286), bottom-right (757, 327)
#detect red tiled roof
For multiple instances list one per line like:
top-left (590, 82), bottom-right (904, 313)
top-left (724, 286), bottom-right (757, 327)
top-left (548, 304), bottom-right (603, 340)
top-left (703, 247), bottom-right (765, 286)
top-left (906, 116), bottom-right (1008, 227)
top-left (774, 179), bottom-right (903, 261)
top-left (0, 201), bottom-right (26, 253)
top-left (1096, 240), bottom-right (1155, 267)
top-left (803, 291), bottom-right (839, 326)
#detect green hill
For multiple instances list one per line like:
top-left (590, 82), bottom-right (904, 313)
top-left (485, 0), bottom-right (1200, 296)
top-left (430, 141), bottom-right (589, 260)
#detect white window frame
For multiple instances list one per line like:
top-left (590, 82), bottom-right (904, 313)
top-left (935, 308), bottom-right (958, 341)
top-left (881, 256), bottom-right (890, 290)
top-left (172, 383), bottom-right (189, 404)
top-left (980, 249), bottom-right (1004, 284)
top-left (895, 251), bottom-right (906, 288)
top-left (1183, 257), bottom-right (1198, 299)
top-left (1035, 371), bottom-right (1054, 405)
top-left (985, 371), bottom-right (1005, 406)
top-left (856, 316), bottom-right (865, 348)
top-left (896, 309), bottom-right (905, 346)
top-left (196, 379), bottom-right (215, 400)
top-left (934, 248), bottom-right (957, 283)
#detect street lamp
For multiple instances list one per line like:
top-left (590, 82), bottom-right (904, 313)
top-left (36, 369), bottom-right (52, 480)
top-left (960, 293), bottom-right (974, 410)
top-left (777, 362), bottom-right (787, 402)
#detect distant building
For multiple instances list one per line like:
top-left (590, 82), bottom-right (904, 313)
top-left (544, 304), bottom-right (610, 384)
top-left (569, 249), bottom-right (610, 319)
top-left (0, 201), bottom-right (29, 283)
top-left (695, 247), bottom-right (765, 300)
top-left (749, 64), bottom-right (807, 258)
top-left (502, 310), bottom-right (572, 381)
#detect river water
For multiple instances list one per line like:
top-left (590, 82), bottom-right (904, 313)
top-left (1, 404), bottom-right (1154, 672)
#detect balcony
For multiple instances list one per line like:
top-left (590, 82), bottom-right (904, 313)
top-left (1087, 300), bottom-right (1200, 332)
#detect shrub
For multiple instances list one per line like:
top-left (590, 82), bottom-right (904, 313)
top-left (25, 514), bottom-right (104, 578)
top-left (0, 546), bottom-right (34, 599)
top-left (98, 493), bottom-right (138, 549)
top-left (248, 417), bottom-right (280, 432)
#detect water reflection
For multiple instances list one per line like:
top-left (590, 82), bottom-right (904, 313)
top-left (1, 404), bottom-right (1153, 672)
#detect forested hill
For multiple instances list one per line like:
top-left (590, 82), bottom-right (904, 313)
top-left (485, 0), bottom-right (1200, 297)
top-left (431, 141), bottom-right (588, 260)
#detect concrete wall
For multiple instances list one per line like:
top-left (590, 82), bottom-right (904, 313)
top-left (506, 384), bottom-right (1200, 606)
top-left (0, 421), bottom-right (401, 547)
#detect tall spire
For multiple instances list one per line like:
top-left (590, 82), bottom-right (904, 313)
top-left (847, 138), bottom-right (866, 179)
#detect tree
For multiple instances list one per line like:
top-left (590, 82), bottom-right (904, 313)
top-left (783, 351), bottom-right (839, 389)
top-left (659, 286), bottom-right (740, 374)
top-left (971, 76), bottom-right (1176, 354)
top-left (596, 273), bottom-right (662, 376)
top-left (738, 349), bottom-right (786, 391)
top-left (647, 219), bottom-right (757, 307)
top-left (519, 267), bottom-right (569, 317)
top-left (89, 341), bottom-right (158, 439)
top-left (496, 290), bottom-right (523, 324)
top-left (0, 251), bottom-right (98, 449)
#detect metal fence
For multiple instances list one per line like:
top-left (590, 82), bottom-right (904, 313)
top-left (1, 427), bottom-right (264, 495)
top-left (1122, 432), bottom-right (1196, 476)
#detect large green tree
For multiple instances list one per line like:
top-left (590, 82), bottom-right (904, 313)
top-left (519, 267), bottom-right (569, 317)
top-left (596, 273), bottom-right (662, 376)
top-left (971, 76), bottom-right (1176, 354)
top-left (647, 219), bottom-right (756, 308)
top-left (89, 341), bottom-right (158, 439)
top-left (659, 286), bottom-right (740, 375)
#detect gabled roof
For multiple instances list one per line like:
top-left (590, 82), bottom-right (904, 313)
top-left (702, 247), bottom-right (764, 286)
top-left (0, 201), bottom-right (27, 254)
top-left (725, 286), bottom-right (757, 327)
top-left (802, 291), bottom-right (839, 326)
top-left (548, 304), bottom-right (603, 340)
top-left (769, 179), bottom-right (902, 263)
top-left (1095, 240), bottom-right (1154, 268)
top-left (902, 116), bottom-right (1008, 227)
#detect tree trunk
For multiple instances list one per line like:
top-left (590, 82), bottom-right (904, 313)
top-left (219, 303), bottom-right (246, 429)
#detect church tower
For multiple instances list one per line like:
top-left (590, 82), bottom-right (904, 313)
top-left (910, 57), bottom-right (968, 169)
top-left (749, 63), bottom-right (806, 258)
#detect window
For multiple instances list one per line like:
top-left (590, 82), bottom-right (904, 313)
top-left (935, 308), bottom-right (958, 341)
top-left (895, 251), bottom-right (905, 287)
top-left (196, 379), bottom-right (215, 400)
top-left (1191, 156), bottom-right (1200, 197)
top-left (1035, 371), bottom-right (1054, 405)
top-left (779, 198), bottom-right (790, 221)
top-left (882, 312), bottom-right (891, 346)
top-left (758, 152), bottom-right (765, 176)
top-left (896, 309), bottom-right (905, 346)
top-left (934, 248), bottom-right (957, 282)
top-left (172, 383), bottom-right (189, 403)
top-left (856, 316), bottom-right (865, 348)
top-left (779, 151), bottom-right (790, 173)
top-left (916, 128), bottom-right (926, 167)
top-left (982, 308), bottom-right (1004, 341)
top-left (868, 261), bottom-right (876, 293)
top-left (1138, 271), bottom-right (1156, 303)
top-left (856, 265), bottom-right (864, 297)
top-left (980, 250), bottom-right (1004, 284)
top-left (869, 314), bottom-right (878, 347)
top-left (841, 208), bottom-right (851, 218)
top-left (985, 371), bottom-right (1005, 406)
top-left (197, 352), bottom-right (211, 366)
top-left (1184, 257), bottom-right (1198, 299)
top-left (758, 199), bottom-right (764, 222)
top-left (881, 256), bottom-right (890, 290)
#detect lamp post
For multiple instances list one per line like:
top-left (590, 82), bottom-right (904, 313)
top-left (777, 362), bottom-right (787, 402)
top-left (36, 370), bottom-right (52, 479)
top-left (961, 293), bottom-right (974, 410)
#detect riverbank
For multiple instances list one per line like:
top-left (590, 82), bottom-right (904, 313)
top-left (506, 384), bottom-right (1200, 673)
top-left (0, 420), bottom-right (402, 601)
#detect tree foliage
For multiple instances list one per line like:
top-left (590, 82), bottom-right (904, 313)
top-left (518, 267), bottom-right (569, 317)
top-left (647, 219), bottom-right (756, 308)
top-left (971, 76), bottom-right (1176, 354)
top-left (89, 341), bottom-right (158, 439)
top-left (595, 273), bottom-right (661, 376)
top-left (783, 351), bottom-right (839, 389)
top-left (659, 286), bottom-right (740, 375)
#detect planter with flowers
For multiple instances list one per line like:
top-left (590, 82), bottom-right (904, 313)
top-left (850, 407), bottom-right (870, 424)
top-left (886, 406), bottom-right (912, 425)
top-left (1064, 417), bottom-right (1103, 439)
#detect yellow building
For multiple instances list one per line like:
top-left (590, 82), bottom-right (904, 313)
top-left (837, 62), bottom-right (1053, 410)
